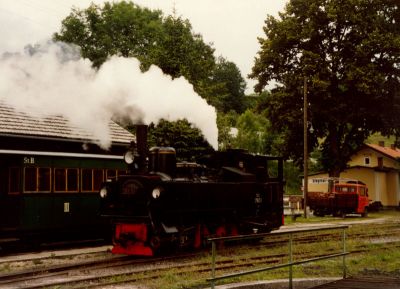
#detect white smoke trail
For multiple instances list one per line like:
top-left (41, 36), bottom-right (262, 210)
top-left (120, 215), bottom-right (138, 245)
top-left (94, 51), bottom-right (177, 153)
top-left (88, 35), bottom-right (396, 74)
top-left (0, 41), bottom-right (218, 149)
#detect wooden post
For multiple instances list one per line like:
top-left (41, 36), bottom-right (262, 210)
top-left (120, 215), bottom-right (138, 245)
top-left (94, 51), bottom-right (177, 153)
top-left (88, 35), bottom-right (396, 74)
top-left (303, 76), bottom-right (308, 218)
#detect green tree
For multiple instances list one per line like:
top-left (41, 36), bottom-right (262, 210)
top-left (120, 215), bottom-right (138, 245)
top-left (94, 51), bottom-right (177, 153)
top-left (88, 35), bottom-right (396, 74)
top-left (250, 0), bottom-right (400, 176)
top-left (54, 1), bottom-right (216, 98)
top-left (283, 161), bottom-right (302, 195)
top-left (54, 1), bottom-right (220, 150)
top-left (232, 110), bottom-right (270, 154)
top-left (151, 15), bottom-right (216, 97)
top-left (208, 57), bottom-right (247, 113)
top-left (216, 111), bottom-right (238, 150)
top-left (54, 2), bottom-right (163, 68)
top-left (147, 119), bottom-right (213, 161)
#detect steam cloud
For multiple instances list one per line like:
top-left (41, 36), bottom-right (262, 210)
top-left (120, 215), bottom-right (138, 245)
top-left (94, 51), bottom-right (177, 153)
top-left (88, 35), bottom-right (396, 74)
top-left (0, 41), bottom-right (218, 149)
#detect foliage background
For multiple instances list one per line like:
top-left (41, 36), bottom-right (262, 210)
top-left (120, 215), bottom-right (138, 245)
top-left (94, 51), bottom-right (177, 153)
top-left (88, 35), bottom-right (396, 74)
top-left (54, 0), bottom-right (399, 194)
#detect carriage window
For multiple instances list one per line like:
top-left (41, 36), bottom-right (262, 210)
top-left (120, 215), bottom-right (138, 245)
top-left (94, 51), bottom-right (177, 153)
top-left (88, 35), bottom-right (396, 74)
top-left (93, 169), bottom-right (104, 191)
top-left (54, 168), bottom-right (78, 192)
top-left (67, 169), bottom-right (78, 192)
top-left (81, 168), bottom-right (104, 192)
top-left (81, 169), bottom-right (93, 191)
top-left (38, 168), bottom-right (51, 191)
top-left (54, 169), bottom-right (66, 191)
top-left (24, 167), bottom-right (37, 191)
top-left (24, 167), bottom-right (51, 192)
top-left (9, 167), bottom-right (21, 194)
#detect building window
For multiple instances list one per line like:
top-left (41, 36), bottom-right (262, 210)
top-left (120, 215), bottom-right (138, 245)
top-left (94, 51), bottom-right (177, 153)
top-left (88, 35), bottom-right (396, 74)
top-left (81, 169), bottom-right (104, 192)
top-left (24, 167), bottom-right (51, 192)
top-left (377, 157), bottom-right (383, 168)
top-left (364, 157), bottom-right (370, 166)
top-left (54, 168), bottom-right (79, 192)
top-left (9, 167), bottom-right (21, 194)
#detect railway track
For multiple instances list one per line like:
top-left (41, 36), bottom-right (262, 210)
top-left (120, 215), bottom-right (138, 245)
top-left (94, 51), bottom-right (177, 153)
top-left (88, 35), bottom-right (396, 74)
top-left (0, 219), bottom-right (399, 288)
top-left (0, 252), bottom-right (201, 288)
top-left (3, 241), bottom-right (399, 289)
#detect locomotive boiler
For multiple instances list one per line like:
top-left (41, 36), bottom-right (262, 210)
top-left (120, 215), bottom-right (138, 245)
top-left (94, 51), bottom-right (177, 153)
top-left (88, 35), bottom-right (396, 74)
top-left (99, 125), bottom-right (284, 255)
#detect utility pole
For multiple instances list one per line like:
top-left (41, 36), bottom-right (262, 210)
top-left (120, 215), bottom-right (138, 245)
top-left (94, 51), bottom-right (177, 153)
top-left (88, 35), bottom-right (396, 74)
top-left (303, 76), bottom-right (308, 218)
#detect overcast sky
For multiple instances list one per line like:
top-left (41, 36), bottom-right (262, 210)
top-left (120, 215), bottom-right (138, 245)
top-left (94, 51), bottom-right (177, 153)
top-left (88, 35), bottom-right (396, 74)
top-left (0, 0), bottom-right (288, 93)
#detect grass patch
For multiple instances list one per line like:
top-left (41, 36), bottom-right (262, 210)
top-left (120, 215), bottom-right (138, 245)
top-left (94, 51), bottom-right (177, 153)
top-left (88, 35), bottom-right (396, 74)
top-left (284, 209), bottom-right (400, 225)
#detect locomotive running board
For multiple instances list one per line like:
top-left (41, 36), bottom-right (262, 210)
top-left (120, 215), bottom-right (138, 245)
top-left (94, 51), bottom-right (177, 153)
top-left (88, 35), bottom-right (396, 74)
top-left (244, 221), bottom-right (270, 227)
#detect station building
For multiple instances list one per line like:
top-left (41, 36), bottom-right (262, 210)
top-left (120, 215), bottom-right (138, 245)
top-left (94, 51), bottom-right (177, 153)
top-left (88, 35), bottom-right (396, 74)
top-left (308, 142), bottom-right (400, 207)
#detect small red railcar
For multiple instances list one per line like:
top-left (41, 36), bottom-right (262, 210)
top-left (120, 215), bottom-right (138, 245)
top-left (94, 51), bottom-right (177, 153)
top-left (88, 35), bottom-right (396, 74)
top-left (308, 179), bottom-right (370, 218)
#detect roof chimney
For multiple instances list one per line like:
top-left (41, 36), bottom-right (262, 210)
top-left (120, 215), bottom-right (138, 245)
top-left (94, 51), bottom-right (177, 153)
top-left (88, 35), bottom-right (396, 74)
top-left (378, 141), bottom-right (385, 147)
top-left (391, 143), bottom-right (396, 150)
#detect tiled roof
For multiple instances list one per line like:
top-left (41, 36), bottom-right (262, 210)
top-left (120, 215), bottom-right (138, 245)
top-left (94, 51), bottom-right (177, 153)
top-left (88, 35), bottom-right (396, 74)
top-left (366, 143), bottom-right (400, 160)
top-left (0, 103), bottom-right (133, 144)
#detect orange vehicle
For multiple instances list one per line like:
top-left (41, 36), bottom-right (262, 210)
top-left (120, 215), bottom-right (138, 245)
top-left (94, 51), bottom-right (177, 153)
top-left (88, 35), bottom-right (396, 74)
top-left (307, 178), bottom-right (370, 218)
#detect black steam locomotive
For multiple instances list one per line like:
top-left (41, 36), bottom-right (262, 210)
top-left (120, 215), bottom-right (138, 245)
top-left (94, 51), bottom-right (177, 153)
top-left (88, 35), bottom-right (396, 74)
top-left (99, 125), bottom-right (284, 255)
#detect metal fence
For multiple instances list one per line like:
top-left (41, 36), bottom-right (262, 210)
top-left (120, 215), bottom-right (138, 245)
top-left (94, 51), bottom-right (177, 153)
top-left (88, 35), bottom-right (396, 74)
top-left (207, 225), bottom-right (349, 289)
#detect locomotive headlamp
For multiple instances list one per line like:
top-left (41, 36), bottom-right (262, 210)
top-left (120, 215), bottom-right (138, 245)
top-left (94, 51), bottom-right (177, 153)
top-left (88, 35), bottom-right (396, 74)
top-left (152, 187), bottom-right (162, 199)
top-left (100, 186), bottom-right (108, 198)
top-left (123, 150), bottom-right (135, 164)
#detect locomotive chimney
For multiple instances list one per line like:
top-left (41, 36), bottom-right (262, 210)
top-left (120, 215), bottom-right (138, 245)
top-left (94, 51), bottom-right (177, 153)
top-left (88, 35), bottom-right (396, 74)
top-left (136, 124), bottom-right (148, 157)
top-left (136, 124), bottom-right (148, 171)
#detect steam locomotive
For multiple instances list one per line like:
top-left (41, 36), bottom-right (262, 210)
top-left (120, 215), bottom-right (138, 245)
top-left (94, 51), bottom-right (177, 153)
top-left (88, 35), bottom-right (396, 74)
top-left (99, 125), bottom-right (284, 256)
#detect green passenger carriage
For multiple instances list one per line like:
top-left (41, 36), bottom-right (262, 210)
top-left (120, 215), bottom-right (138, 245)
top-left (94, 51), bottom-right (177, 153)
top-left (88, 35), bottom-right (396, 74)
top-left (0, 103), bottom-right (132, 245)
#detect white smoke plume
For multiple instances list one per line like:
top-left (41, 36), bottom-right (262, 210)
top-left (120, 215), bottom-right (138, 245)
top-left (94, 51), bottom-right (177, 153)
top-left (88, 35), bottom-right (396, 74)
top-left (0, 41), bottom-right (218, 149)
